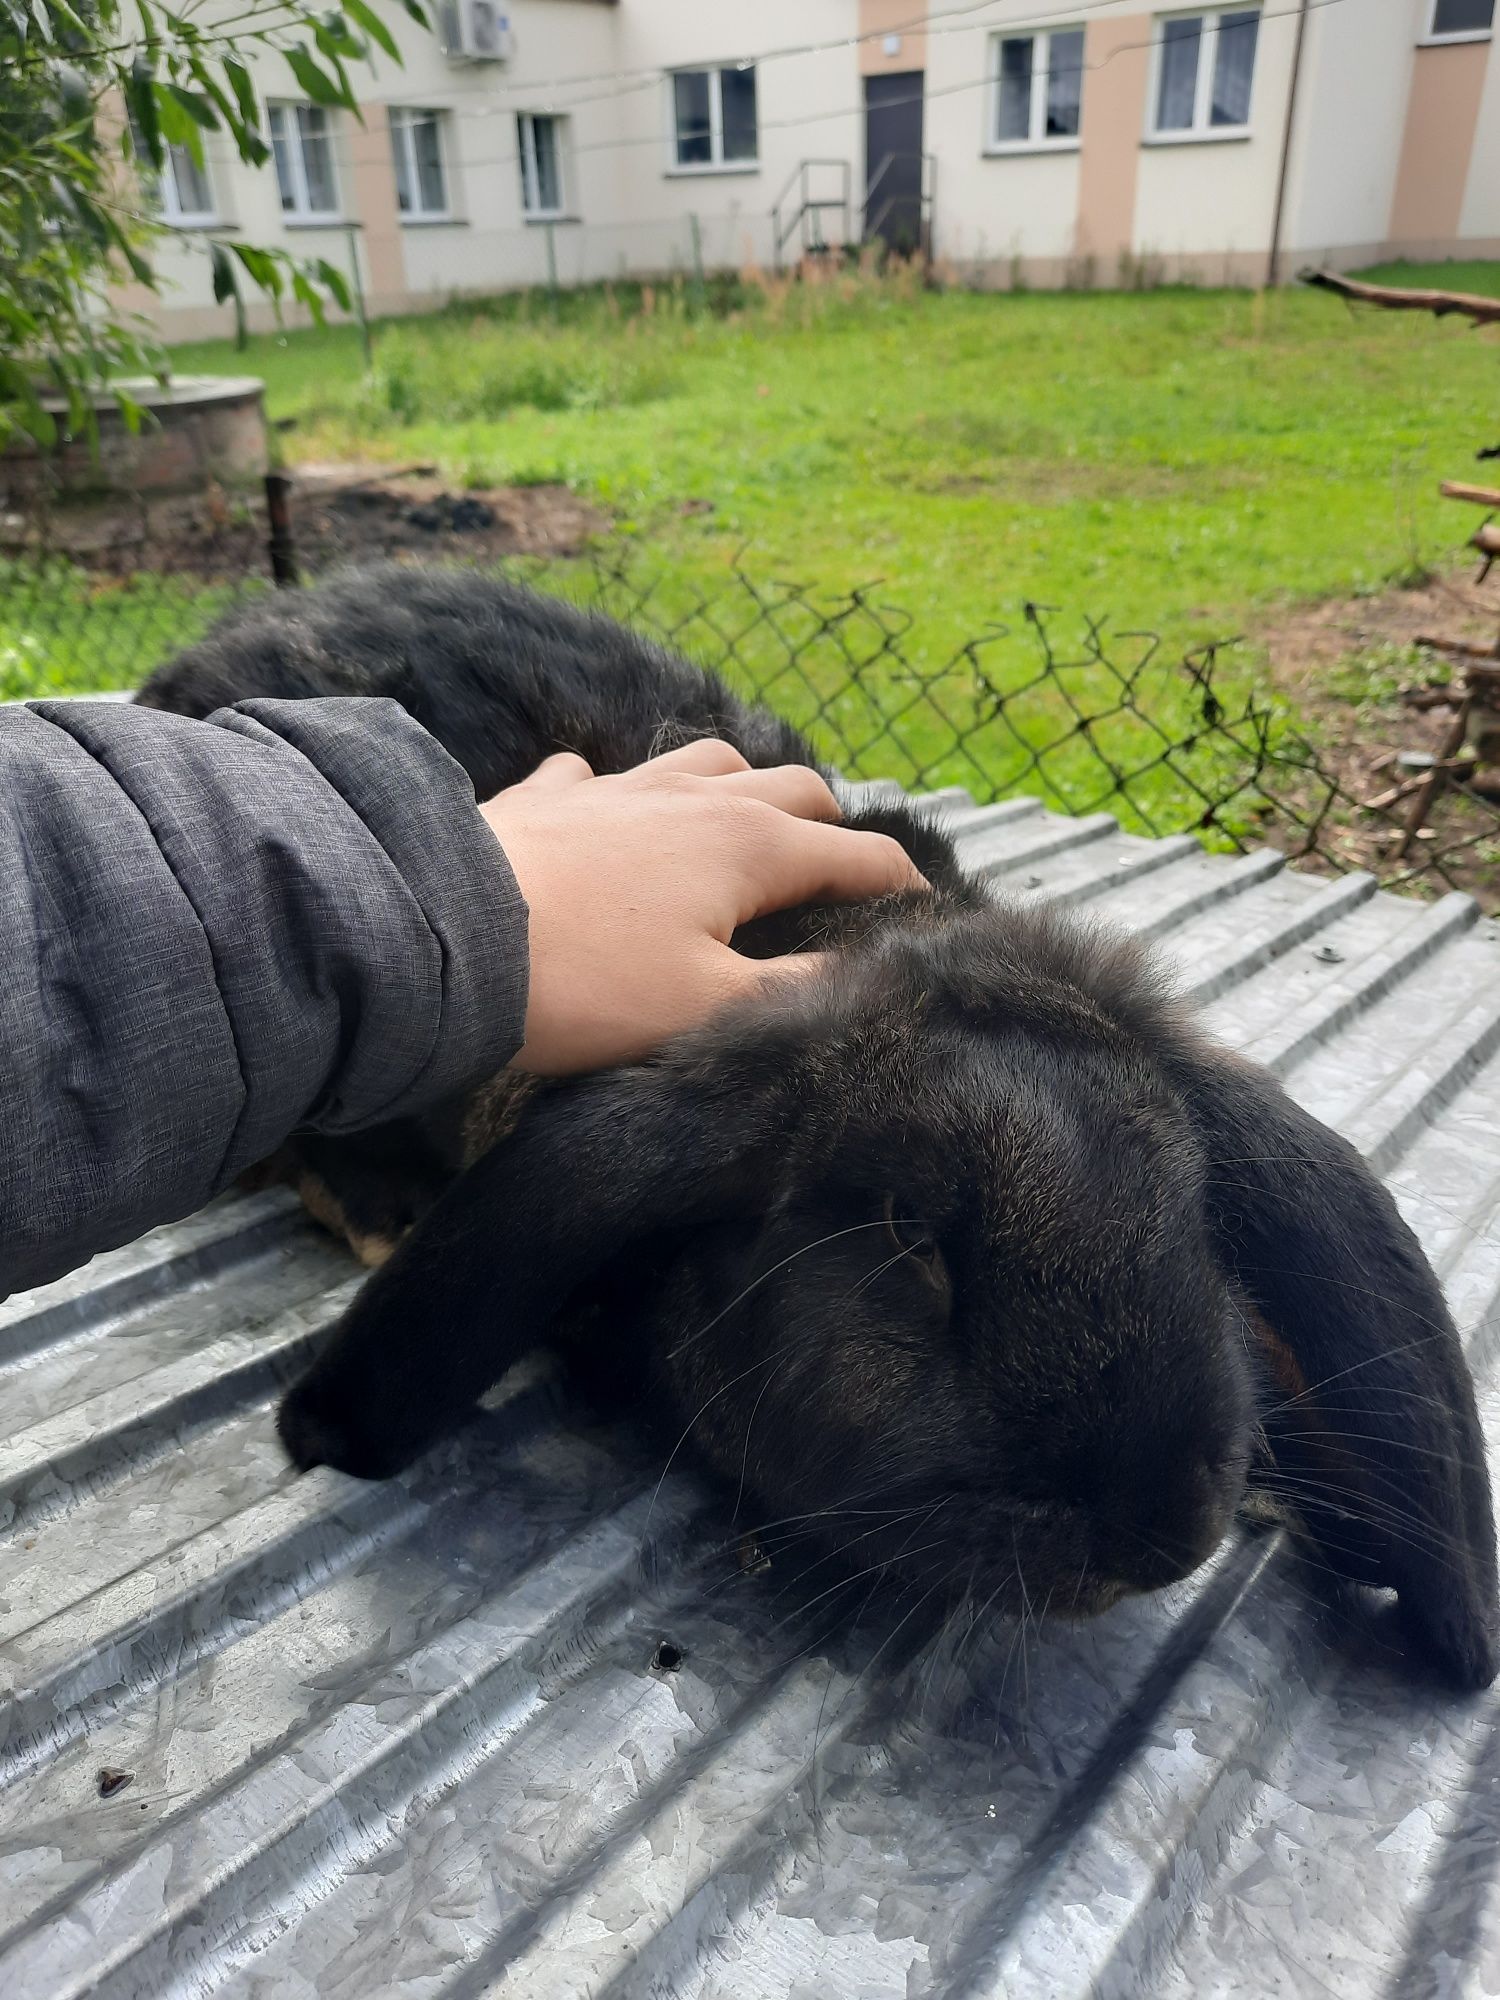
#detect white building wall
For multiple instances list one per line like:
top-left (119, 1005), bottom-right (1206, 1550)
top-left (117, 0), bottom-right (1500, 338)
top-left (1129, 3), bottom-right (1298, 276)
top-left (125, 0), bottom-right (867, 338)
top-left (607, 4), bottom-right (862, 271)
top-left (1281, 0), bottom-right (1419, 267)
top-left (383, 0), bottom-right (624, 296)
top-left (922, 0), bottom-right (1083, 274)
top-left (1458, 36), bottom-right (1500, 240)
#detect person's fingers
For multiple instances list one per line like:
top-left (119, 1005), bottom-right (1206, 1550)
top-left (709, 764), bottom-right (843, 823)
top-left (642, 738), bottom-right (751, 779)
top-left (511, 750), bottom-right (594, 795)
top-left (733, 815), bottom-right (928, 925)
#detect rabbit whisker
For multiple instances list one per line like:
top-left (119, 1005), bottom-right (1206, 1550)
top-left (776, 1535), bottom-right (951, 1634)
top-left (1270, 1427), bottom-right (1492, 1474)
top-left (1256, 1324), bottom-right (1475, 1420)
top-left (1251, 1473), bottom-right (1468, 1564)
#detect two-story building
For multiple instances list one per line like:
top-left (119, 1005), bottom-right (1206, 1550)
top-left (122, 0), bottom-right (1500, 338)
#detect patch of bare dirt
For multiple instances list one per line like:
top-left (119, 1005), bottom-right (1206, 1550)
top-left (1, 463), bottom-right (609, 578)
top-left (1260, 566), bottom-right (1500, 711)
top-left (1250, 563), bottom-right (1500, 900)
top-left (290, 464), bottom-right (608, 570)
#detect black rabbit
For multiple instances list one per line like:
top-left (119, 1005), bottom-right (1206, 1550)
top-left (139, 564), bottom-right (1499, 1689)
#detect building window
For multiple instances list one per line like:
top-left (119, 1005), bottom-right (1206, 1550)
top-left (670, 65), bottom-right (758, 170)
top-left (991, 28), bottom-right (1085, 147)
top-left (160, 144), bottom-right (215, 224)
top-left (131, 127), bottom-right (217, 225)
top-left (1152, 8), bottom-right (1259, 136)
top-left (1428, 0), bottom-right (1493, 36)
top-left (391, 107), bottom-right (450, 219)
top-left (518, 112), bottom-right (565, 217)
top-left (268, 102), bottom-right (339, 220)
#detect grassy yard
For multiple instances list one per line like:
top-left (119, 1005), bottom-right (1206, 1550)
top-left (6, 260), bottom-right (1498, 818)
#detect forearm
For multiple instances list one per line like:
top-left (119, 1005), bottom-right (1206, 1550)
top-left (0, 696), bottom-right (528, 1295)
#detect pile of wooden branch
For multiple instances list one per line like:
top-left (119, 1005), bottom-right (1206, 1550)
top-left (1302, 269), bottom-right (1500, 851)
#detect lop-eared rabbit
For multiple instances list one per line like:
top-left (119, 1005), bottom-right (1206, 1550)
top-left (139, 565), bottom-right (1499, 1688)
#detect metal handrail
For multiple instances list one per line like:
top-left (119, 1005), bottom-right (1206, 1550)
top-left (769, 156), bottom-right (844, 215)
top-left (771, 159), bottom-right (853, 270)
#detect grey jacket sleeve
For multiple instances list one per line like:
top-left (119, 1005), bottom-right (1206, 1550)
top-left (0, 696), bottom-right (529, 1296)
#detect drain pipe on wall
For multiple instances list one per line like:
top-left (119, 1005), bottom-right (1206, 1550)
top-left (1266, 0), bottom-right (1312, 287)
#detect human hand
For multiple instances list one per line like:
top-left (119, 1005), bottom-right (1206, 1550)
top-left (479, 740), bottom-right (927, 1074)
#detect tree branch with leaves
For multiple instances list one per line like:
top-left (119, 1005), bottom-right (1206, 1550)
top-left (0, 0), bottom-right (427, 451)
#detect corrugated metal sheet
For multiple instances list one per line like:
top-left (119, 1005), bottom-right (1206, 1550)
top-left (5, 794), bottom-right (1500, 2000)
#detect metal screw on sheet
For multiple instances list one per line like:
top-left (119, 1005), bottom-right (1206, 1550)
top-left (1022, 874), bottom-right (1043, 890)
top-left (1312, 945), bottom-right (1344, 964)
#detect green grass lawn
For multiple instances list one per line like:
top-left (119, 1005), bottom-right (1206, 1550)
top-left (7, 262), bottom-right (1497, 821)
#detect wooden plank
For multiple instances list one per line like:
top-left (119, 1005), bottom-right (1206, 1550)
top-left (1301, 268), bottom-right (1500, 325)
top-left (1441, 481), bottom-right (1500, 509)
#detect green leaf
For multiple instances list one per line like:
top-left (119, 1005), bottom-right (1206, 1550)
top-left (114, 387), bottom-right (145, 436)
top-left (166, 81), bottom-right (219, 130)
top-left (163, 83), bottom-right (215, 168)
top-left (154, 79), bottom-right (194, 148)
top-left (289, 266), bottom-right (329, 328)
top-left (181, 63), bottom-right (256, 160)
top-left (121, 238), bottom-right (153, 285)
top-left (125, 60), bottom-right (163, 171)
top-left (231, 238), bottom-right (283, 297)
top-left (41, 0), bottom-right (89, 41)
top-left (0, 358), bottom-right (58, 449)
top-left (211, 241), bottom-right (248, 346)
top-left (14, 187), bottom-right (41, 261)
top-left (314, 11), bottom-right (364, 61)
top-left (222, 54), bottom-right (258, 129)
top-left (209, 238), bottom-right (234, 304)
top-left (314, 256), bottom-right (352, 311)
top-left (343, 0), bottom-right (400, 61)
top-left (105, 212), bottom-right (154, 285)
top-left (396, 0), bottom-right (427, 23)
top-left (285, 43), bottom-right (348, 108)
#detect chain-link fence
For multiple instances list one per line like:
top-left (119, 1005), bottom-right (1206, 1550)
top-left (4, 470), bottom-right (1500, 905)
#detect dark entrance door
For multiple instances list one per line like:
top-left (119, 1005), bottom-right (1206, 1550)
top-left (863, 72), bottom-right (925, 254)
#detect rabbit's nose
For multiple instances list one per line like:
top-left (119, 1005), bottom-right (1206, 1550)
top-left (1088, 1454), bottom-right (1236, 1594)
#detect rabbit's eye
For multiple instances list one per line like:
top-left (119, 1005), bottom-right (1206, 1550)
top-left (882, 1193), bottom-right (945, 1289)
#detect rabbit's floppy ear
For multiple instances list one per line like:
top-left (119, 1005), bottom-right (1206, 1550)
top-left (278, 1054), bottom-right (787, 1480)
top-left (1171, 1042), bottom-right (1498, 1688)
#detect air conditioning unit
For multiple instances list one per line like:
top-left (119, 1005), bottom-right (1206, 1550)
top-left (441, 0), bottom-right (511, 63)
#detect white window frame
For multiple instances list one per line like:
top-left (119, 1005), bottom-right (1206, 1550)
top-left (518, 111), bottom-right (566, 220)
top-left (1421, 0), bottom-right (1493, 43)
top-left (158, 143), bottom-right (217, 225)
top-left (390, 105), bottom-right (452, 223)
top-left (667, 64), bottom-right (759, 175)
top-left (267, 101), bottom-right (341, 223)
top-left (1145, 6), bottom-right (1260, 144)
top-left (985, 26), bottom-right (1086, 154)
top-left (128, 113), bottom-right (219, 228)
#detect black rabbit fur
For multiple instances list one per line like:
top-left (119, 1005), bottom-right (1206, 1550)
top-left (139, 564), bottom-right (1500, 1689)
